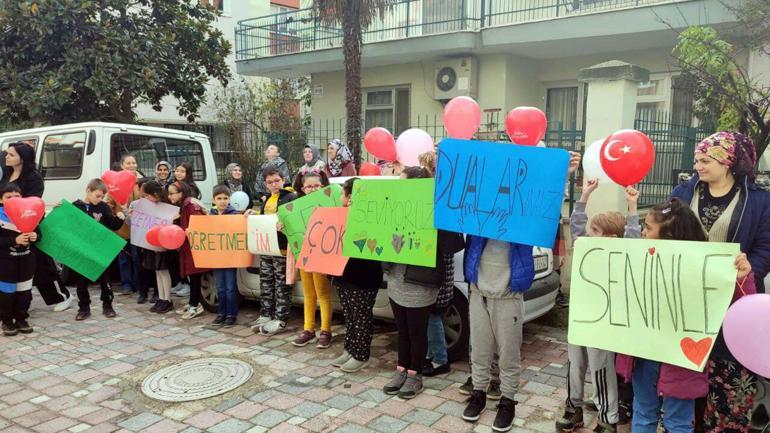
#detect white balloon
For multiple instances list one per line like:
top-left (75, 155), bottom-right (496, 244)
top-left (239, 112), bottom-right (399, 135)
top-left (536, 140), bottom-right (546, 148)
top-left (230, 191), bottom-right (250, 211)
top-left (582, 139), bottom-right (613, 184)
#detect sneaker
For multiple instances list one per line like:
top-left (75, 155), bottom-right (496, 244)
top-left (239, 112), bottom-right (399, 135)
top-left (331, 350), bottom-right (352, 367)
top-left (171, 282), bottom-right (188, 294)
top-left (383, 369), bottom-right (407, 395)
top-left (458, 376), bottom-right (473, 395)
top-left (292, 330), bottom-right (317, 347)
top-left (210, 315), bottom-right (226, 327)
top-left (149, 301), bottom-right (160, 313)
top-left (75, 309), bottom-right (91, 321)
top-left (555, 407), bottom-right (584, 432)
top-left (102, 304), bottom-right (117, 318)
top-left (492, 396), bottom-right (516, 432)
top-left (116, 286), bottom-right (134, 296)
top-left (176, 304), bottom-right (193, 315)
top-left (487, 381), bottom-right (502, 400)
top-left (53, 294), bottom-right (73, 312)
top-left (136, 293), bottom-right (147, 304)
top-left (224, 316), bottom-right (237, 327)
top-left (174, 286), bottom-right (190, 297)
top-left (2, 322), bottom-right (18, 336)
top-left (593, 422), bottom-right (617, 433)
top-left (182, 304), bottom-right (204, 320)
top-left (156, 300), bottom-right (174, 314)
top-left (462, 389), bottom-right (487, 421)
top-left (250, 315), bottom-right (271, 332)
top-left (259, 319), bottom-right (286, 335)
top-left (618, 400), bottom-right (632, 425)
top-left (398, 373), bottom-right (423, 399)
top-left (555, 290), bottom-right (569, 308)
top-left (340, 357), bottom-right (368, 373)
top-left (15, 320), bottom-right (32, 334)
top-left (423, 362), bottom-right (450, 377)
top-left (316, 330), bottom-right (332, 349)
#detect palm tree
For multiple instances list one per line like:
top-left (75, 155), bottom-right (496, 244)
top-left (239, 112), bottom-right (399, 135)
top-left (312, 0), bottom-right (398, 169)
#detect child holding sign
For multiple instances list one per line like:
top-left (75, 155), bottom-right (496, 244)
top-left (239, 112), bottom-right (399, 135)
top-left (556, 179), bottom-right (640, 433)
top-left (209, 185), bottom-right (242, 328)
top-left (0, 183), bottom-right (38, 336)
top-left (72, 179), bottom-right (127, 321)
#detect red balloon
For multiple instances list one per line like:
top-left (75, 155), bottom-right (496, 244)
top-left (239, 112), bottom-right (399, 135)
top-left (359, 162), bottom-right (381, 176)
top-left (443, 96), bottom-right (481, 139)
top-left (145, 225), bottom-right (163, 247)
top-left (4, 197), bottom-right (45, 233)
top-left (102, 170), bottom-right (136, 205)
top-left (599, 130), bottom-right (656, 187)
top-left (505, 107), bottom-right (547, 146)
top-left (159, 225), bottom-right (186, 250)
top-left (364, 127), bottom-right (397, 161)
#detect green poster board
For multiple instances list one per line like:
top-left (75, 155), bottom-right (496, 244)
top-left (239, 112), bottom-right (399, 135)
top-left (568, 237), bottom-right (739, 371)
top-left (277, 184), bottom-right (343, 259)
top-left (37, 200), bottom-right (127, 282)
top-left (342, 179), bottom-right (437, 267)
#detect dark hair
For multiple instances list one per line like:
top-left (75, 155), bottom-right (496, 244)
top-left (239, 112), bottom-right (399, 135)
top-left (212, 184), bottom-right (232, 197)
top-left (294, 170), bottom-right (330, 196)
top-left (8, 142), bottom-right (37, 175)
top-left (0, 183), bottom-right (22, 196)
top-left (176, 162), bottom-right (196, 183)
top-left (402, 166), bottom-right (431, 179)
top-left (141, 180), bottom-right (167, 202)
top-left (169, 180), bottom-right (192, 203)
top-left (342, 177), bottom-right (359, 196)
top-left (119, 153), bottom-right (137, 166)
top-left (86, 178), bottom-right (108, 193)
top-left (647, 198), bottom-right (707, 242)
top-left (262, 166), bottom-right (284, 181)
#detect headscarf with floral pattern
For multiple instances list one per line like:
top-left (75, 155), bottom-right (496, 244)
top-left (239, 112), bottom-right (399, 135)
top-left (695, 131), bottom-right (757, 181)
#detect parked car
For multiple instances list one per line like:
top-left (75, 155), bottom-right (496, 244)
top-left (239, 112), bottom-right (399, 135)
top-left (200, 176), bottom-right (561, 361)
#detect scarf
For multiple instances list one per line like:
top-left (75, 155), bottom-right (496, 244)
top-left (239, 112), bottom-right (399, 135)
top-left (696, 131), bottom-right (757, 181)
top-left (224, 162), bottom-right (243, 192)
top-left (327, 139), bottom-right (353, 177)
top-left (298, 145), bottom-right (326, 176)
top-left (155, 161), bottom-right (172, 186)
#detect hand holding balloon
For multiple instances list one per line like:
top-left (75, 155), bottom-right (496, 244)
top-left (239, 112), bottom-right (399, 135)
top-left (567, 151), bottom-right (581, 175)
top-left (734, 253), bottom-right (751, 279)
top-left (624, 186), bottom-right (639, 215)
top-left (580, 179), bottom-right (599, 202)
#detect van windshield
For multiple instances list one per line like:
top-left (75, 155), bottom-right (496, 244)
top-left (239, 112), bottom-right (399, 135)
top-left (110, 133), bottom-right (206, 181)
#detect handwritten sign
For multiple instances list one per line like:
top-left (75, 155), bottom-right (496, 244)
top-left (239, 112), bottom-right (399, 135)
top-left (247, 214), bottom-right (281, 256)
top-left (187, 215), bottom-right (253, 269)
top-left (277, 184), bottom-right (343, 259)
top-left (37, 200), bottom-right (126, 282)
top-left (130, 198), bottom-right (179, 251)
top-left (298, 207), bottom-right (349, 276)
top-left (568, 237), bottom-right (739, 371)
top-left (342, 179), bottom-right (437, 267)
top-left (434, 138), bottom-right (569, 247)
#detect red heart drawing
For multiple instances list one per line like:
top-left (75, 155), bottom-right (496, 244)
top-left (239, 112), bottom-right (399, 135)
top-left (101, 170), bottom-right (136, 205)
top-left (680, 337), bottom-right (712, 366)
top-left (4, 197), bottom-right (45, 232)
top-left (648, 247), bottom-right (656, 255)
top-left (323, 188), bottom-right (332, 197)
top-left (285, 203), bottom-right (294, 212)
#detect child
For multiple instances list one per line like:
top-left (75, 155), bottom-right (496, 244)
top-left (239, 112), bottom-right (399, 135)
top-left (555, 179), bottom-right (640, 433)
top-left (331, 177), bottom-right (384, 372)
top-left (292, 170), bottom-right (335, 348)
top-left (252, 166), bottom-right (295, 335)
top-left (0, 183), bottom-right (38, 335)
top-left (167, 181), bottom-right (209, 319)
top-left (209, 185), bottom-right (240, 327)
top-left (73, 179), bottom-right (127, 320)
top-left (616, 198), bottom-right (752, 433)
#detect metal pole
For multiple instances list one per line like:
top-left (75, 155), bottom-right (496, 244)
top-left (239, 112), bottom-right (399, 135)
top-left (406, 1), bottom-right (410, 38)
top-left (480, 0), bottom-right (486, 27)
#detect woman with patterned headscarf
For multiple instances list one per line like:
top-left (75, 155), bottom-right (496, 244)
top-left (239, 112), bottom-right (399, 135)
top-left (224, 163), bottom-right (253, 207)
top-left (324, 139), bottom-right (356, 178)
top-left (297, 144), bottom-right (326, 178)
top-left (671, 131), bottom-right (770, 433)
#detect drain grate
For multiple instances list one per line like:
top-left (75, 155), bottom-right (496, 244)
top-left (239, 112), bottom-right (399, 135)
top-left (141, 357), bottom-right (253, 402)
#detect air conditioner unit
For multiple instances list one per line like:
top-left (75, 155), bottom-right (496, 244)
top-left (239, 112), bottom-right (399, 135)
top-left (434, 57), bottom-right (478, 101)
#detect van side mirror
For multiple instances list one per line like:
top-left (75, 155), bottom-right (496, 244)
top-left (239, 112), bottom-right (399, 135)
top-left (86, 130), bottom-right (96, 155)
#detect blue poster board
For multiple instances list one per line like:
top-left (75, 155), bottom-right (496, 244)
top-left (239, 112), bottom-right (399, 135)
top-left (434, 138), bottom-right (569, 247)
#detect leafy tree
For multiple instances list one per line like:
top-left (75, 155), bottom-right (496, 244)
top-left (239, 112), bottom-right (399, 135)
top-left (0, 0), bottom-right (231, 125)
top-left (312, 0), bottom-right (399, 169)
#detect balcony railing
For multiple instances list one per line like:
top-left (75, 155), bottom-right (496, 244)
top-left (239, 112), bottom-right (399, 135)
top-left (236, 0), bottom-right (674, 61)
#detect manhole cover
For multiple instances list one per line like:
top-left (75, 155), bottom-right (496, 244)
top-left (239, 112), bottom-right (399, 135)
top-left (141, 358), bottom-right (253, 402)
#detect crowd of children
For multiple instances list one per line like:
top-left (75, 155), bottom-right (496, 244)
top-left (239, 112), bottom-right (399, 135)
top-left (0, 132), bottom-right (767, 433)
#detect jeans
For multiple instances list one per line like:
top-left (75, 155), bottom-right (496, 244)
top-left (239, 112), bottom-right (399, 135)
top-left (631, 359), bottom-right (694, 433)
top-left (214, 269), bottom-right (238, 317)
top-left (426, 312), bottom-right (448, 365)
top-left (118, 245), bottom-right (141, 291)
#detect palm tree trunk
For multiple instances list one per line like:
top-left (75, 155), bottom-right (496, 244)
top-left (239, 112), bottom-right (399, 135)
top-left (342, 0), bottom-right (363, 169)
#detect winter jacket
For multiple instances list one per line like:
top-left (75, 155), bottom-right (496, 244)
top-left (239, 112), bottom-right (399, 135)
top-left (178, 197), bottom-right (211, 277)
top-left (463, 235), bottom-right (534, 295)
top-left (72, 200), bottom-right (125, 231)
top-left (255, 157), bottom-right (293, 198)
top-left (337, 258), bottom-right (383, 291)
top-left (402, 230), bottom-right (464, 289)
top-left (259, 189), bottom-right (295, 250)
top-left (615, 354), bottom-right (708, 400)
top-left (323, 162), bottom-right (356, 179)
top-left (0, 168), bottom-right (44, 198)
top-left (209, 205), bottom-right (239, 216)
top-left (0, 206), bottom-right (39, 284)
top-left (671, 174), bottom-right (770, 292)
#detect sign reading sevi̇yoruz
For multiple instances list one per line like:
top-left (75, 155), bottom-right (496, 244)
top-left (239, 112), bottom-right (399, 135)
top-left (433, 138), bottom-right (569, 247)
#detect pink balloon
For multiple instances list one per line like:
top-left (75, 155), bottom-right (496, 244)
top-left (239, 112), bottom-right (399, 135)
top-left (145, 225), bottom-right (163, 247)
top-left (723, 293), bottom-right (770, 378)
top-left (396, 128), bottom-right (434, 167)
top-left (159, 225), bottom-right (186, 250)
top-left (443, 96), bottom-right (481, 139)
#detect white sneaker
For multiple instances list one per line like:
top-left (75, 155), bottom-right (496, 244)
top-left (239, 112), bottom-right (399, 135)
top-left (53, 294), bottom-right (73, 312)
top-left (182, 304), bottom-right (204, 320)
top-left (174, 286), bottom-right (190, 297)
top-left (250, 316), bottom-right (271, 332)
top-left (175, 304), bottom-right (193, 315)
top-left (171, 283), bottom-right (189, 295)
top-left (259, 319), bottom-right (287, 335)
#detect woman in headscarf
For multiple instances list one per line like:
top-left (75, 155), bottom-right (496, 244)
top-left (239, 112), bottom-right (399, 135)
top-left (324, 139), bottom-right (356, 178)
top-left (297, 144), bottom-right (326, 178)
top-left (224, 162), bottom-right (253, 207)
top-left (154, 161), bottom-right (173, 187)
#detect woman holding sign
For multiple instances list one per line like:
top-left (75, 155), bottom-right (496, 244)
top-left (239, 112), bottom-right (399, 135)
top-left (670, 132), bottom-right (770, 433)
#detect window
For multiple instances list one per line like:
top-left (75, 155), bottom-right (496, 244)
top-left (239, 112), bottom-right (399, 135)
top-left (200, 0), bottom-right (229, 15)
top-left (1, 136), bottom-right (39, 150)
top-left (110, 133), bottom-right (207, 181)
top-left (545, 84), bottom-right (587, 130)
top-left (39, 131), bottom-right (86, 180)
top-left (364, 87), bottom-right (410, 135)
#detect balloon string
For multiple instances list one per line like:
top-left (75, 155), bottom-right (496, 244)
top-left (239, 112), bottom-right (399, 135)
top-left (737, 276), bottom-right (747, 297)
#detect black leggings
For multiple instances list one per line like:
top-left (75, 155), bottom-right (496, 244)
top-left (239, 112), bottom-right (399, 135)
top-left (188, 274), bottom-right (202, 307)
top-left (390, 299), bottom-right (432, 372)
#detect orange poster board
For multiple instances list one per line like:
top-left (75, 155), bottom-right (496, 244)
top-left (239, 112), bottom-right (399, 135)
top-left (298, 207), bottom-right (349, 276)
top-left (187, 215), bottom-right (253, 269)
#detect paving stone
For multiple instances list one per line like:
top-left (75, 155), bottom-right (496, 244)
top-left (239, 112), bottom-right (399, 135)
top-left (116, 412), bottom-right (164, 431)
top-left (368, 415), bottom-right (409, 433)
top-left (250, 409), bottom-right (289, 428)
top-left (400, 408), bottom-right (443, 426)
top-left (208, 418), bottom-right (253, 433)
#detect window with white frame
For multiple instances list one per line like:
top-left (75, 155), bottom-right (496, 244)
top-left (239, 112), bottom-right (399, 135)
top-left (635, 74), bottom-right (694, 125)
top-left (364, 87), bottom-right (411, 135)
top-left (545, 83), bottom-right (587, 131)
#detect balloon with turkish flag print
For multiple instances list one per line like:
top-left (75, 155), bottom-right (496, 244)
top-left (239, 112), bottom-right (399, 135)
top-left (599, 130), bottom-right (655, 187)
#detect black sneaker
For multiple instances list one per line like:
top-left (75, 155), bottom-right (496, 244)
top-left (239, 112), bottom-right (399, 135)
top-left (156, 300), bottom-right (173, 314)
top-left (555, 290), bottom-right (569, 307)
top-left (487, 381), bottom-right (502, 400)
top-left (210, 315), bottom-right (226, 326)
top-left (618, 399), bottom-right (632, 425)
top-left (137, 293), bottom-right (147, 304)
top-left (2, 322), bottom-right (18, 336)
top-left (462, 389), bottom-right (487, 422)
top-left (15, 320), bottom-right (33, 334)
top-left (224, 316), bottom-right (237, 327)
top-left (556, 407), bottom-right (584, 432)
top-left (492, 396), bottom-right (516, 432)
top-left (593, 422), bottom-right (617, 433)
top-left (75, 309), bottom-right (91, 321)
top-left (458, 376), bottom-right (473, 395)
top-left (423, 362), bottom-right (450, 377)
top-left (149, 301), bottom-right (160, 313)
top-left (103, 304), bottom-right (117, 318)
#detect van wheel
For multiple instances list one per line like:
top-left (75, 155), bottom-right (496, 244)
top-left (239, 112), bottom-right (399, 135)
top-left (444, 287), bottom-right (470, 362)
top-left (199, 272), bottom-right (243, 313)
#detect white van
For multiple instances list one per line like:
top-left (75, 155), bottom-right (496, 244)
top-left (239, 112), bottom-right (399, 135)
top-left (0, 122), bottom-right (217, 206)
